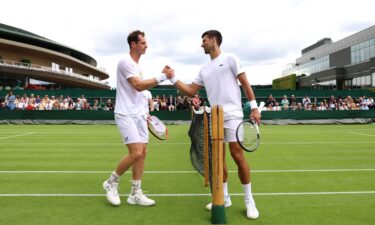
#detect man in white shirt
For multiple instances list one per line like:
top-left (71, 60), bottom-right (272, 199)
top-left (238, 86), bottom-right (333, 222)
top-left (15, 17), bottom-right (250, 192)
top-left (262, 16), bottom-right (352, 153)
top-left (164, 30), bottom-right (261, 219)
top-left (103, 30), bottom-right (171, 207)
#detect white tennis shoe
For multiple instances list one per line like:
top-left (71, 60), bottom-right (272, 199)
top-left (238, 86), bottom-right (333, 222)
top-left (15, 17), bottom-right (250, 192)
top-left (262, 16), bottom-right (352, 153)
top-left (103, 180), bottom-right (121, 206)
top-left (205, 195), bottom-right (232, 210)
top-left (245, 198), bottom-right (259, 219)
top-left (127, 189), bottom-right (155, 206)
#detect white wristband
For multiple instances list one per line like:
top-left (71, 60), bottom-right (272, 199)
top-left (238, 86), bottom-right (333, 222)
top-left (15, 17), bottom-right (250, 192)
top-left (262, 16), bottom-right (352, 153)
top-left (249, 100), bottom-right (258, 109)
top-left (169, 76), bottom-right (178, 84)
top-left (155, 74), bottom-right (167, 83)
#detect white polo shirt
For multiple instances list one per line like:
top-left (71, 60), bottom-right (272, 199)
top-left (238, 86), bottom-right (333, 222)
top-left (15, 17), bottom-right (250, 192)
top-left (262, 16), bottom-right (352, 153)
top-left (114, 54), bottom-right (146, 116)
top-left (192, 53), bottom-right (245, 121)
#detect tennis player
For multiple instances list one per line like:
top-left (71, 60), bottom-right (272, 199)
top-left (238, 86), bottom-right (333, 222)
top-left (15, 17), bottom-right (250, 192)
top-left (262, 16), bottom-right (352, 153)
top-left (103, 30), bottom-right (172, 206)
top-left (164, 30), bottom-right (261, 219)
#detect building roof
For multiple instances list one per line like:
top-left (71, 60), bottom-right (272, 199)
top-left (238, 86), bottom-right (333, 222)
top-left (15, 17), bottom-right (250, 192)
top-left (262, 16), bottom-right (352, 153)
top-left (0, 23), bottom-right (97, 66)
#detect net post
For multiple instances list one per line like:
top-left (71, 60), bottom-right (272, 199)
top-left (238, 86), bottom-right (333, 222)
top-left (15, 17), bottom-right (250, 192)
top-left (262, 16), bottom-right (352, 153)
top-left (211, 105), bottom-right (226, 224)
top-left (204, 108), bottom-right (209, 187)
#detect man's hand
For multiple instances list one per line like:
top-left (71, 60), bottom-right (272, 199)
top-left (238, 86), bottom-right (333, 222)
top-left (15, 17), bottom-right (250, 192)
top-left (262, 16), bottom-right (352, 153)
top-left (162, 65), bottom-right (174, 79)
top-left (250, 108), bottom-right (261, 125)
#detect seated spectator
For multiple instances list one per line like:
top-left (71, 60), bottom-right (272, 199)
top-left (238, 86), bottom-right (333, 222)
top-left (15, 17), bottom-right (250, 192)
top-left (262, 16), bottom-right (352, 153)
top-left (14, 95), bottom-right (21, 110)
top-left (328, 95), bottom-right (336, 110)
top-left (60, 99), bottom-right (68, 110)
top-left (91, 99), bottom-right (101, 110)
top-left (304, 103), bottom-right (312, 111)
top-left (75, 98), bottom-right (82, 110)
top-left (52, 100), bottom-right (60, 110)
top-left (272, 102), bottom-right (282, 111)
top-left (280, 95), bottom-right (289, 110)
top-left (82, 100), bottom-right (91, 110)
top-left (192, 94), bottom-right (201, 111)
top-left (339, 102), bottom-right (349, 110)
top-left (296, 102), bottom-right (304, 111)
top-left (176, 96), bottom-right (183, 110)
top-left (266, 94), bottom-right (276, 108)
top-left (360, 102), bottom-right (369, 110)
top-left (68, 99), bottom-right (75, 110)
top-left (302, 94), bottom-right (311, 108)
top-left (160, 95), bottom-right (168, 111)
top-left (35, 95), bottom-right (41, 105)
top-left (153, 95), bottom-right (160, 111)
top-left (25, 99), bottom-right (35, 111)
top-left (289, 94), bottom-right (296, 105)
top-left (317, 102), bottom-right (327, 110)
top-left (182, 96), bottom-right (191, 111)
top-left (289, 102), bottom-right (297, 111)
top-left (103, 99), bottom-right (114, 111)
top-left (5, 91), bottom-right (16, 110)
top-left (167, 95), bottom-right (175, 111)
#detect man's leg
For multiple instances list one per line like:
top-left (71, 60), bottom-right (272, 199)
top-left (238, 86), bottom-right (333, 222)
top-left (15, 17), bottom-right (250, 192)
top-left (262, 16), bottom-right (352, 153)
top-left (126, 143), bottom-right (155, 206)
top-left (103, 142), bottom-right (144, 206)
top-left (228, 142), bottom-right (259, 219)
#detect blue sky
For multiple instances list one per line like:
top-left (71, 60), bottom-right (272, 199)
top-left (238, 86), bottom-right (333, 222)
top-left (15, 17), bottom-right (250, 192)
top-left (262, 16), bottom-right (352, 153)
top-left (1, 0), bottom-right (374, 87)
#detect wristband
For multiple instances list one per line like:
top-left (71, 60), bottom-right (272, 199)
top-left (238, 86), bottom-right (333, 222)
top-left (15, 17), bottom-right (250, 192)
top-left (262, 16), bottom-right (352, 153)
top-left (169, 76), bottom-right (178, 84)
top-left (155, 74), bottom-right (167, 83)
top-left (249, 100), bottom-right (258, 109)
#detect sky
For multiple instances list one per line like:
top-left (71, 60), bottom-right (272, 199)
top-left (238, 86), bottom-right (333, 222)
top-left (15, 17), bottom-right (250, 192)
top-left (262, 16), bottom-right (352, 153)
top-left (1, 0), bottom-right (374, 88)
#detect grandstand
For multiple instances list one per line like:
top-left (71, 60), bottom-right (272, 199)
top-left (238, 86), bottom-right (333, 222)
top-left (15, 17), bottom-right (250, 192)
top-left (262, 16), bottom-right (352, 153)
top-left (0, 23), bottom-right (110, 90)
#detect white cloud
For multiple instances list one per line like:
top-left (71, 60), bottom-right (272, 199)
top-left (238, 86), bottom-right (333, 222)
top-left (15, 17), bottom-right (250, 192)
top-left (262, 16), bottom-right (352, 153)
top-left (1, 0), bottom-right (374, 88)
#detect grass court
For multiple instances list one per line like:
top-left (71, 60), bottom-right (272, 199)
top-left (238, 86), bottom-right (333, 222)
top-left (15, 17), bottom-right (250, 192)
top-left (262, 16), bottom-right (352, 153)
top-left (0, 124), bottom-right (374, 225)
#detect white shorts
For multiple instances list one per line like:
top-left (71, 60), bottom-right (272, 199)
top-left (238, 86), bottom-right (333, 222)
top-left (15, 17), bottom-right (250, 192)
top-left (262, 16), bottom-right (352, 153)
top-left (223, 119), bottom-right (242, 143)
top-left (115, 113), bottom-right (148, 144)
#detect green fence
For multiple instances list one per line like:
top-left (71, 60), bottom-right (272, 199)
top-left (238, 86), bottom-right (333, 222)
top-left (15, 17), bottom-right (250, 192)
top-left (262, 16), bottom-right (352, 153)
top-left (0, 110), bottom-right (374, 121)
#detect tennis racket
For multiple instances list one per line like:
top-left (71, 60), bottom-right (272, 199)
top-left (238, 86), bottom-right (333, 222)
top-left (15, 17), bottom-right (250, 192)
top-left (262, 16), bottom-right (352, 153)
top-left (147, 115), bottom-right (168, 140)
top-left (236, 101), bottom-right (265, 152)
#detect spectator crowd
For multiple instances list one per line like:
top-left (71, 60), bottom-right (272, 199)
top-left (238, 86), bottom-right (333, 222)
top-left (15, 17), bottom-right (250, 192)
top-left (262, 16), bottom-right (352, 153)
top-left (1, 91), bottom-right (374, 112)
top-left (263, 94), bottom-right (374, 111)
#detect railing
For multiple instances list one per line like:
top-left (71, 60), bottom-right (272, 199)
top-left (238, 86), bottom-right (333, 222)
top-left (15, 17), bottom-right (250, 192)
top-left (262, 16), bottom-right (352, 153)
top-left (0, 59), bottom-right (109, 86)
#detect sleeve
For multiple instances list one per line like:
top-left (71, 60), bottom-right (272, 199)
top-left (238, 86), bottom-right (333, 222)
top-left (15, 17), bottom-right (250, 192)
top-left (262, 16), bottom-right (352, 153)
top-left (118, 59), bottom-right (139, 80)
top-left (228, 54), bottom-right (246, 77)
top-left (192, 69), bottom-right (204, 86)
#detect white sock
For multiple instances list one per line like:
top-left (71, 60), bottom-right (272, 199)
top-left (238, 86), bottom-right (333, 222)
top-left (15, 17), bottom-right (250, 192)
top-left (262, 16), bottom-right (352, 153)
top-left (131, 180), bottom-right (142, 194)
top-left (223, 182), bottom-right (229, 198)
top-left (108, 171), bottom-right (120, 184)
top-left (242, 183), bottom-right (254, 202)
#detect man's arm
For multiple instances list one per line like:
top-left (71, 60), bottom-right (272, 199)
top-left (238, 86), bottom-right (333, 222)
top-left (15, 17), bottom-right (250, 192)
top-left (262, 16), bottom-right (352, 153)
top-left (127, 76), bottom-right (163, 92)
top-left (174, 81), bottom-right (202, 97)
top-left (237, 73), bottom-right (261, 124)
top-left (162, 66), bottom-right (202, 97)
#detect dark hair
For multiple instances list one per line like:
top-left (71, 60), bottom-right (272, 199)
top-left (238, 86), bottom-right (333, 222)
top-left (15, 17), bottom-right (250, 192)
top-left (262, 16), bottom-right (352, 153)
top-left (127, 30), bottom-right (145, 47)
top-left (202, 30), bottom-right (222, 46)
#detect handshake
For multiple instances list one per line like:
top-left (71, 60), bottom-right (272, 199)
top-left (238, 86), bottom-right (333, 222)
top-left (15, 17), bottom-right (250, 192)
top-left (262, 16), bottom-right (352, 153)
top-left (156, 65), bottom-right (178, 84)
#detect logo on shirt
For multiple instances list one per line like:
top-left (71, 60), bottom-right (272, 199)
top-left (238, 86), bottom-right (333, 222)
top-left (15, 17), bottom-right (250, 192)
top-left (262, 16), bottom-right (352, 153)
top-left (219, 64), bottom-right (224, 67)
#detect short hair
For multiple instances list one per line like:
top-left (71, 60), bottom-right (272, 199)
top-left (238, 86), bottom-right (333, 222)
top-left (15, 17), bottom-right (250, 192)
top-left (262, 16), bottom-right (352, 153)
top-left (127, 30), bottom-right (145, 47)
top-left (202, 30), bottom-right (222, 46)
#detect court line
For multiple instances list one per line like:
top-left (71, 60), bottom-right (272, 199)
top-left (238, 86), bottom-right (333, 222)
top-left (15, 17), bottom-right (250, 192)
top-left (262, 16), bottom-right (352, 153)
top-left (0, 132), bottom-right (35, 140)
top-left (348, 131), bottom-right (375, 138)
top-left (0, 191), bottom-right (374, 197)
top-left (0, 168), bottom-right (374, 174)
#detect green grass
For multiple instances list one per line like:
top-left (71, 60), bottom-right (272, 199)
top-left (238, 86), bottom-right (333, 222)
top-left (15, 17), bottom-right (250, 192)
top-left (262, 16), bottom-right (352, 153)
top-left (0, 124), bottom-right (374, 225)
